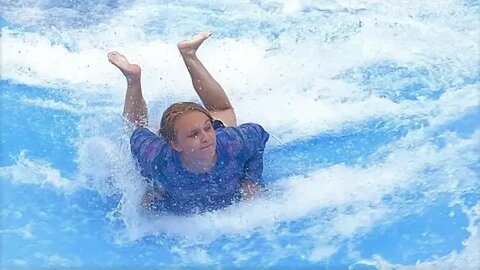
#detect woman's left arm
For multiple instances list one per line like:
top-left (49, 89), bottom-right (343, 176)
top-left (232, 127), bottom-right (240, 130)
top-left (236, 123), bottom-right (270, 198)
top-left (239, 180), bottom-right (261, 199)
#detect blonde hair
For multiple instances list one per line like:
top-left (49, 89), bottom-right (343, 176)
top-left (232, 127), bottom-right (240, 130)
top-left (158, 102), bottom-right (213, 141)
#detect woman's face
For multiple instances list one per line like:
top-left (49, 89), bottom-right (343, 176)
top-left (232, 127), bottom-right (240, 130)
top-left (171, 111), bottom-right (217, 162)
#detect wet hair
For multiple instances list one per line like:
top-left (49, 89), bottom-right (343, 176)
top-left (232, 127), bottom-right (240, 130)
top-left (158, 102), bottom-right (213, 142)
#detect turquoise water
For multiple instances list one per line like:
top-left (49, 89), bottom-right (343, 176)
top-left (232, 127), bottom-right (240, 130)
top-left (1, 1), bottom-right (479, 269)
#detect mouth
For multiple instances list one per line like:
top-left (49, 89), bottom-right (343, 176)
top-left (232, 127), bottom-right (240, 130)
top-left (200, 144), bottom-right (213, 150)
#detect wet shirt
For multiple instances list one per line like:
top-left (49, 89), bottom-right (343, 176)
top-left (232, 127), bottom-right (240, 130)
top-left (130, 122), bottom-right (269, 215)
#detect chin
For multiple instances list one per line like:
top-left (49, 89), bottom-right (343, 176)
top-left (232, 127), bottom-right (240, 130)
top-left (203, 148), bottom-right (215, 157)
top-left (203, 148), bottom-right (216, 159)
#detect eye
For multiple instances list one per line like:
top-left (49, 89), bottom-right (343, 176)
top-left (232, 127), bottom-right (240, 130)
top-left (189, 132), bottom-right (198, 138)
top-left (205, 125), bottom-right (212, 131)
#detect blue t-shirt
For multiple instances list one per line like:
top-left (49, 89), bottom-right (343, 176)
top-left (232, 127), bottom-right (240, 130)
top-left (130, 122), bottom-right (269, 215)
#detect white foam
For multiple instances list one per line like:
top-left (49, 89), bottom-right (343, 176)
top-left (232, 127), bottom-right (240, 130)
top-left (108, 119), bottom-right (478, 239)
top-left (0, 223), bottom-right (34, 240)
top-left (1, 0), bottom-right (479, 266)
top-left (35, 3), bottom-right (476, 265)
top-left (33, 252), bottom-right (82, 268)
top-left (13, 259), bottom-right (28, 267)
top-left (0, 152), bottom-right (81, 193)
top-left (356, 203), bottom-right (480, 269)
top-left (88, 92), bottom-right (479, 267)
top-left (2, 0), bottom-right (478, 144)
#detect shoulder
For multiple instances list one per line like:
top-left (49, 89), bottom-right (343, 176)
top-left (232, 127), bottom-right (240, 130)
top-left (237, 123), bottom-right (270, 150)
top-left (131, 127), bottom-right (155, 142)
top-left (130, 127), bottom-right (169, 158)
top-left (237, 123), bottom-right (269, 137)
top-left (224, 123), bottom-right (269, 142)
top-left (216, 123), bottom-right (269, 154)
top-left (217, 123), bottom-right (268, 137)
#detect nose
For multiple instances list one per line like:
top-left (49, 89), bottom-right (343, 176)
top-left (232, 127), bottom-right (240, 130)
top-left (200, 130), bottom-right (210, 143)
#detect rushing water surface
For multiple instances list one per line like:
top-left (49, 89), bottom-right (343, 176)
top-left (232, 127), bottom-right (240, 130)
top-left (1, 0), bottom-right (479, 269)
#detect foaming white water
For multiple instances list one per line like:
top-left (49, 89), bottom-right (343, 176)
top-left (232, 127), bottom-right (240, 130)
top-left (0, 223), bottom-right (34, 240)
top-left (76, 84), bottom-right (478, 247)
top-left (358, 203), bottom-right (480, 269)
top-left (92, 126), bottom-right (477, 265)
top-left (1, 0), bottom-right (479, 266)
top-left (2, 0), bottom-right (479, 143)
top-left (0, 152), bottom-right (81, 193)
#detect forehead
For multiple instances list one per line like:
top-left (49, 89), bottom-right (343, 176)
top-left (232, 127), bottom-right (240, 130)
top-left (174, 111), bottom-right (211, 132)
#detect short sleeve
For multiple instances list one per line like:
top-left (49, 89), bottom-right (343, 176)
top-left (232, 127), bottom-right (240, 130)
top-left (236, 123), bottom-right (269, 153)
top-left (231, 123), bottom-right (270, 185)
top-left (130, 127), bottom-right (168, 179)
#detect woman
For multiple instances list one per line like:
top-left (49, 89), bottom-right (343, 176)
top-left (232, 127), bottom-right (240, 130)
top-left (108, 32), bottom-right (269, 215)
